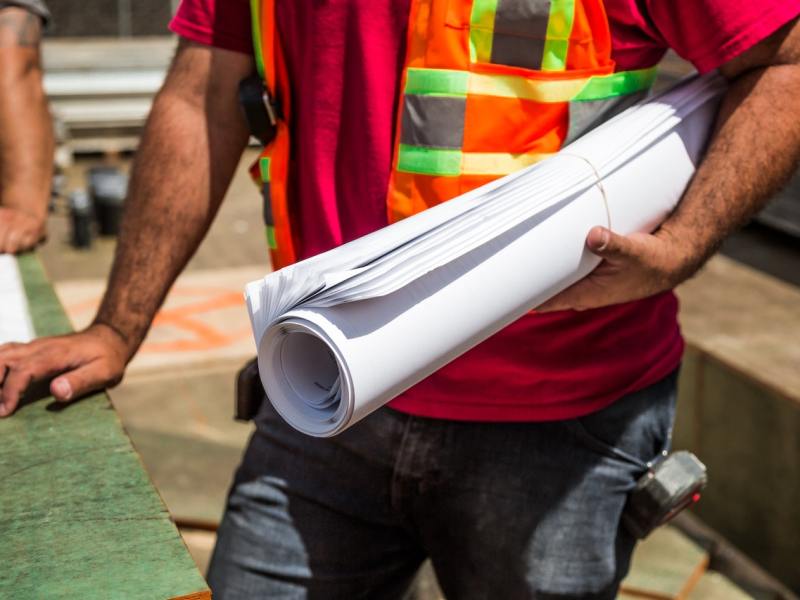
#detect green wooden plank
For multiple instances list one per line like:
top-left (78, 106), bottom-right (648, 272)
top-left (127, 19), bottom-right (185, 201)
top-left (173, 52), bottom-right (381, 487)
top-left (0, 254), bottom-right (210, 600)
top-left (16, 252), bottom-right (73, 338)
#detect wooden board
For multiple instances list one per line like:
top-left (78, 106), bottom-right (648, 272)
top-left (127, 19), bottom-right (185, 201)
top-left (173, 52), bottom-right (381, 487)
top-left (0, 254), bottom-right (211, 600)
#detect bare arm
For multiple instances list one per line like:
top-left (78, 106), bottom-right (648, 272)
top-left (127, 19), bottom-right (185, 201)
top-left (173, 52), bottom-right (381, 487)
top-left (0, 7), bottom-right (53, 253)
top-left (0, 40), bottom-right (254, 415)
top-left (539, 17), bottom-right (800, 312)
top-left (93, 40), bottom-right (253, 357)
top-left (663, 20), bottom-right (800, 271)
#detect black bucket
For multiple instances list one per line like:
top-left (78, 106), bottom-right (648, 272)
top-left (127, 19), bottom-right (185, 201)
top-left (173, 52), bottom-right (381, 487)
top-left (69, 189), bottom-right (93, 249)
top-left (89, 166), bottom-right (128, 236)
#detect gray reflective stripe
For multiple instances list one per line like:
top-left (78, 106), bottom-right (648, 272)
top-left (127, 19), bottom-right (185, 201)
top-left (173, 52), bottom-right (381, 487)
top-left (565, 90), bottom-right (649, 144)
top-left (491, 34), bottom-right (546, 69)
top-left (491, 0), bottom-right (550, 70)
top-left (262, 182), bottom-right (274, 226)
top-left (400, 95), bottom-right (466, 150)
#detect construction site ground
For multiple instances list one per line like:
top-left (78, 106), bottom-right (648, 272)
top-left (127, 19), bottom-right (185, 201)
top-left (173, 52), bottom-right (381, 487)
top-left (37, 151), bottom-right (773, 600)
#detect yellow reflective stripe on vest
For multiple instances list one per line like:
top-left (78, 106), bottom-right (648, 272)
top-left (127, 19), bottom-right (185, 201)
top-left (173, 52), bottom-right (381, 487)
top-left (249, 0), bottom-right (266, 79)
top-left (265, 226), bottom-right (277, 249)
top-left (469, 71), bottom-right (585, 102)
top-left (462, 150), bottom-right (551, 175)
top-left (541, 0), bottom-right (575, 71)
top-left (259, 157), bottom-right (271, 182)
top-left (405, 66), bottom-right (657, 103)
top-left (397, 144), bottom-right (551, 176)
top-left (469, 0), bottom-right (499, 63)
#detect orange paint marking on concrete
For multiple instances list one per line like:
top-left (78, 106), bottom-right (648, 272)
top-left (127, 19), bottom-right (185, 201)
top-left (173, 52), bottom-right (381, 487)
top-left (146, 313), bottom-right (251, 353)
top-left (155, 291), bottom-right (244, 316)
top-left (142, 290), bottom-right (251, 353)
top-left (63, 287), bottom-right (251, 355)
top-left (158, 286), bottom-right (248, 298)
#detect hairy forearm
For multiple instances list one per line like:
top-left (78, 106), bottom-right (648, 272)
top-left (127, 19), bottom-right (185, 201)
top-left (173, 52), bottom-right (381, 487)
top-left (0, 8), bottom-right (52, 215)
top-left (661, 52), bottom-right (800, 278)
top-left (93, 49), bottom-right (251, 357)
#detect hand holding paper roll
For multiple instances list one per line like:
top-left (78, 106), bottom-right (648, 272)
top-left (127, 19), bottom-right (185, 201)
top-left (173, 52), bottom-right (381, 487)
top-left (245, 74), bottom-right (726, 437)
top-left (538, 225), bottom-right (693, 312)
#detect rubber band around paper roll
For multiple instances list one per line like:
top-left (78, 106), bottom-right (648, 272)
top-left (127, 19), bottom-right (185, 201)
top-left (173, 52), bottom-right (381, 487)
top-left (558, 152), bottom-right (613, 231)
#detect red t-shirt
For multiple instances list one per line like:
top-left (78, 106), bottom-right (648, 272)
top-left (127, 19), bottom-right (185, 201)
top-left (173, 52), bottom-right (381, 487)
top-left (171, 0), bottom-right (799, 421)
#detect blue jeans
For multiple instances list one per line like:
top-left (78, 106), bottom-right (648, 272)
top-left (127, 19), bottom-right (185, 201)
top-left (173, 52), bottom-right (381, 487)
top-left (208, 371), bottom-right (677, 599)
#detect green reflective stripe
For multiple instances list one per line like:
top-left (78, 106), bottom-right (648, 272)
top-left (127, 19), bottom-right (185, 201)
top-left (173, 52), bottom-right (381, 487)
top-left (397, 145), bottom-right (462, 176)
top-left (470, 0), bottom-right (499, 63)
top-left (249, 0), bottom-right (265, 79)
top-left (573, 67), bottom-right (658, 101)
top-left (260, 157), bottom-right (271, 183)
top-left (541, 0), bottom-right (575, 71)
top-left (266, 225), bottom-right (277, 249)
top-left (405, 68), bottom-right (469, 97)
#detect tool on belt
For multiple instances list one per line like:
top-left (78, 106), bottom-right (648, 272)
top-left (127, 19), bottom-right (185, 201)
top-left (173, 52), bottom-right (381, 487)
top-left (238, 74), bottom-right (279, 146)
top-left (235, 358), bottom-right (263, 422)
top-left (622, 451), bottom-right (707, 539)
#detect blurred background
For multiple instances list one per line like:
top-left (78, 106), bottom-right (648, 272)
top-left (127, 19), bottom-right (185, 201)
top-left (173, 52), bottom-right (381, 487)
top-left (35, 3), bottom-right (800, 599)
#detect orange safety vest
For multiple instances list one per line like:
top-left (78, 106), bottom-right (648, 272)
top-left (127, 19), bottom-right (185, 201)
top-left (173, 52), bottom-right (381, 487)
top-left (250, 0), bottom-right (657, 269)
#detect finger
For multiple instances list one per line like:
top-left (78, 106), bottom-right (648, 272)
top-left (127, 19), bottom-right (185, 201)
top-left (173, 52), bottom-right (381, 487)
top-left (0, 343), bottom-right (23, 387)
top-left (50, 360), bottom-right (116, 403)
top-left (5, 229), bottom-right (20, 253)
top-left (15, 220), bottom-right (45, 252)
top-left (585, 226), bottom-right (636, 260)
top-left (0, 226), bottom-right (9, 254)
top-left (0, 346), bottom-right (72, 416)
top-left (21, 229), bottom-right (42, 250)
top-left (0, 366), bottom-right (33, 417)
top-left (11, 231), bottom-right (37, 254)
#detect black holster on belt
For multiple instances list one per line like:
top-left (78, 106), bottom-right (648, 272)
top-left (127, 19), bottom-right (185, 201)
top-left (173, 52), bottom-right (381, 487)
top-left (238, 74), bottom-right (279, 146)
top-left (235, 357), bottom-right (265, 422)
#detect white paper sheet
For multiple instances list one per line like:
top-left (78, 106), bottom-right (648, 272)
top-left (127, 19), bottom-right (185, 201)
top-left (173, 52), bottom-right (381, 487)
top-left (0, 254), bottom-right (34, 344)
top-left (246, 74), bottom-right (726, 437)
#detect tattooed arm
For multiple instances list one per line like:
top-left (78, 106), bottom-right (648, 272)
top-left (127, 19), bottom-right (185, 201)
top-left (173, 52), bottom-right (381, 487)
top-left (0, 6), bottom-right (53, 253)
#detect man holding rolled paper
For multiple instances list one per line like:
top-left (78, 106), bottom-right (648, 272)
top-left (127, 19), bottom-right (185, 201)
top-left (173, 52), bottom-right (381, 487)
top-left (2, 0), bottom-right (800, 598)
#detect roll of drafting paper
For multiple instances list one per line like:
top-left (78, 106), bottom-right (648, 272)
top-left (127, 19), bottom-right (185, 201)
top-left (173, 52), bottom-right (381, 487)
top-left (245, 74), bottom-right (725, 436)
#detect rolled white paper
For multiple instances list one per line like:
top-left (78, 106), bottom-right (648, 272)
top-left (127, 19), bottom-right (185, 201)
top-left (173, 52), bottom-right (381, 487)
top-left (246, 74), bottom-right (725, 437)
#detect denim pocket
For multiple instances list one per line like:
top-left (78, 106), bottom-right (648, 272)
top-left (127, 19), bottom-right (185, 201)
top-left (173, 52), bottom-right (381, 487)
top-left (566, 371), bottom-right (678, 470)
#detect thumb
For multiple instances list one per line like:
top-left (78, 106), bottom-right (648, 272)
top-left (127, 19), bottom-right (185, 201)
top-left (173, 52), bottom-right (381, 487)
top-left (586, 226), bottom-right (635, 259)
top-left (50, 362), bottom-right (112, 403)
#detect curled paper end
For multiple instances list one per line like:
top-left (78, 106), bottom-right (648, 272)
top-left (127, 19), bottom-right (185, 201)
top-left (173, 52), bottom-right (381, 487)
top-left (258, 318), bottom-right (355, 437)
